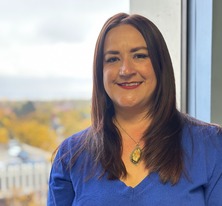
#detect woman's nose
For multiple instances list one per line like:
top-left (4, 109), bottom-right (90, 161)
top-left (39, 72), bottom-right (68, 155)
top-left (119, 59), bottom-right (136, 78)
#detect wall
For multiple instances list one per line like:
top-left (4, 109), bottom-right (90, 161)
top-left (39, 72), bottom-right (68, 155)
top-left (211, 0), bottom-right (222, 125)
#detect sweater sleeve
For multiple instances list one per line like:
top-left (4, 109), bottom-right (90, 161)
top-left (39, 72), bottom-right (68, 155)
top-left (204, 127), bottom-right (222, 205)
top-left (47, 139), bottom-right (75, 206)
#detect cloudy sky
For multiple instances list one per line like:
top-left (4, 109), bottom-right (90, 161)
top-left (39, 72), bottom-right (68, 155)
top-left (0, 0), bottom-right (129, 100)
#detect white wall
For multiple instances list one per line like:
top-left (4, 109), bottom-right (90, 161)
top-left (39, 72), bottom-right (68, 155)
top-left (129, 0), bottom-right (182, 110)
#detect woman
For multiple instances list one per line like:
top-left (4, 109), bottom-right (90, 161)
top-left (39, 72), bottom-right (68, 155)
top-left (47, 13), bottom-right (222, 205)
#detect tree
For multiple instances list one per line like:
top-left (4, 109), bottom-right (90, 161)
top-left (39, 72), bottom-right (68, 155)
top-left (0, 127), bottom-right (9, 144)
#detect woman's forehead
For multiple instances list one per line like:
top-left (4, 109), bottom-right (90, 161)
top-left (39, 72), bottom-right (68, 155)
top-left (103, 25), bottom-right (147, 51)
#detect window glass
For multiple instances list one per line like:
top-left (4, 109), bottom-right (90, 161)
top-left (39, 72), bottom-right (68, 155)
top-left (0, 1), bottom-right (129, 205)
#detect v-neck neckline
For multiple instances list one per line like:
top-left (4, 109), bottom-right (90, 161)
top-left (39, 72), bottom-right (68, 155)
top-left (116, 172), bottom-right (157, 194)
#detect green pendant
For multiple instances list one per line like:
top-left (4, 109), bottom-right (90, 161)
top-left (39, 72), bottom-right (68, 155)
top-left (130, 146), bottom-right (142, 164)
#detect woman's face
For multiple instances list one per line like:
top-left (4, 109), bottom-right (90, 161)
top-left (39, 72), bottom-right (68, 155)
top-left (103, 24), bottom-right (157, 112)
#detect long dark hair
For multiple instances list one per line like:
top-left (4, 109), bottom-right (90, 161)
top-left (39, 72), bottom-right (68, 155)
top-left (71, 13), bottom-right (183, 184)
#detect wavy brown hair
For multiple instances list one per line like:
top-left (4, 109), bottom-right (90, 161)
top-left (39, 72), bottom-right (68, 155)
top-left (71, 13), bottom-right (183, 184)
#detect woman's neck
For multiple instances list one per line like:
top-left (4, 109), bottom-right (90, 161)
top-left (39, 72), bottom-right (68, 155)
top-left (114, 110), bottom-right (152, 137)
top-left (114, 106), bottom-right (151, 124)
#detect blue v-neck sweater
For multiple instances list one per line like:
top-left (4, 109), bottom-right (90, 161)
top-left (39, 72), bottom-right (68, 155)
top-left (48, 120), bottom-right (222, 206)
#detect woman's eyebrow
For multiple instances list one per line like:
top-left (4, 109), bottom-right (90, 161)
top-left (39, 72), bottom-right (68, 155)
top-left (130, 46), bottom-right (148, 53)
top-left (104, 46), bottom-right (148, 56)
top-left (104, 50), bottom-right (119, 56)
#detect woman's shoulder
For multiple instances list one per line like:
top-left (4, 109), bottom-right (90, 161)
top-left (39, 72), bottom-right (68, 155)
top-left (182, 114), bottom-right (222, 152)
top-left (181, 115), bottom-right (222, 187)
top-left (54, 127), bottom-right (92, 162)
top-left (61, 127), bottom-right (91, 149)
top-left (182, 114), bottom-right (222, 137)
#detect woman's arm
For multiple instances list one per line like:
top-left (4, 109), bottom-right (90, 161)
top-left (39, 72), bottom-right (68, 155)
top-left (205, 130), bottom-right (222, 205)
top-left (47, 141), bottom-right (75, 205)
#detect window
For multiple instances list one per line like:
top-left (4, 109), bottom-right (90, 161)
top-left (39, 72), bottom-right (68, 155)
top-left (0, 1), bottom-right (129, 205)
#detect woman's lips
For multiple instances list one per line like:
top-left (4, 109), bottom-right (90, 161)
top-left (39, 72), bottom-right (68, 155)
top-left (117, 81), bottom-right (142, 89)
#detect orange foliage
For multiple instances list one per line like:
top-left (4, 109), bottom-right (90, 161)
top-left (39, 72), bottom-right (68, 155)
top-left (13, 120), bottom-right (58, 151)
top-left (0, 127), bottom-right (9, 144)
top-left (0, 100), bottom-right (91, 152)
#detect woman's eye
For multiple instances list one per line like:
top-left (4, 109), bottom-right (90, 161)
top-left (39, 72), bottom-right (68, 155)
top-left (105, 57), bottom-right (119, 63)
top-left (134, 54), bottom-right (149, 59)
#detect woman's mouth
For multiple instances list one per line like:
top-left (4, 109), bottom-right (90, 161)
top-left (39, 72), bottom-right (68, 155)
top-left (117, 81), bottom-right (143, 89)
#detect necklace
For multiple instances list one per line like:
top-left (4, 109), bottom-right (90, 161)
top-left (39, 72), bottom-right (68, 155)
top-left (115, 119), bottom-right (142, 165)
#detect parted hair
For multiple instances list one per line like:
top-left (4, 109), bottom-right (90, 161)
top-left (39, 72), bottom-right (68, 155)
top-left (71, 13), bottom-right (183, 184)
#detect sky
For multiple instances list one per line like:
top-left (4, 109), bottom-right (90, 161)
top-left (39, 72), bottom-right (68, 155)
top-left (0, 0), bottom-right (129, 100)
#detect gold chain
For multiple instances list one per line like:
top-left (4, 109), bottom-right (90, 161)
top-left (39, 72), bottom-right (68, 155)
top-left (114, 118), bottom-right (140, 145)
top-left (114, 118), bottom-right (143, 165)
